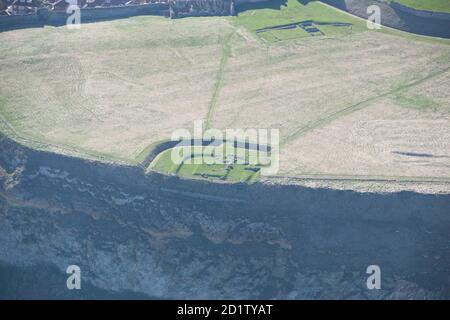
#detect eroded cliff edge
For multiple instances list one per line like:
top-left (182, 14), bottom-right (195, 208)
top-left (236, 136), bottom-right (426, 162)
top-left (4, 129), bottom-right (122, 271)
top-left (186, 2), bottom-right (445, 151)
top-left (0, 133), bottom-right (449, 299)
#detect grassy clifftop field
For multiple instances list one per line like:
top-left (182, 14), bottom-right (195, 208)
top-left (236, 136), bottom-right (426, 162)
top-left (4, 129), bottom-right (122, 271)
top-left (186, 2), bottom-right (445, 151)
top-left (0, 0), bottom-right (449, 184)
top-left (388, 0), bottom-right (450, 13)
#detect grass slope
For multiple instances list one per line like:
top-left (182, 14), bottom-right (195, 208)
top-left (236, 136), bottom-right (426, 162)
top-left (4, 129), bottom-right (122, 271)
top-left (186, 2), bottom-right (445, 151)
top-left (149, 145), bottom-right (262, 183)
top-left (386, 0), bottom-right (450, 13)
top-left (0, 1), bottom-right (449, 184)
top-left (234, 0), bottom-right (367, 36)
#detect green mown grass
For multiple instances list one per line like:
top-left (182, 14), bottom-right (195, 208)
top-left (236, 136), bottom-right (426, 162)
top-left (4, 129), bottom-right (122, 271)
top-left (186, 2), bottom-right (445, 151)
top-left (394, 93), bottom-right (441, 112)
top-left (386, 0), bottom-right (450, 13)
top-left (149, 144), bottom-right (263, 183)
top-left (1, 0), bottom-right (448, 176)
top-left (234, 0), bottom-right (367, 38)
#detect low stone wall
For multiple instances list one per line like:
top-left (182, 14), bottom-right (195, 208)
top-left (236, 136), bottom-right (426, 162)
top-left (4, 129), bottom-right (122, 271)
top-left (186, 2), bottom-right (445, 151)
top-left (235, 0), bottom-right (267, 3)
top-left (62, 3), bottom-right (168, 23)
top-left (0, 13), bottom-right (41, 29)
top-left (169, 0), bottom-right (235, 18)
top-left (0, 0), bottom-right (274, 29)
top-left (0, 3), bottom-right (168, 30)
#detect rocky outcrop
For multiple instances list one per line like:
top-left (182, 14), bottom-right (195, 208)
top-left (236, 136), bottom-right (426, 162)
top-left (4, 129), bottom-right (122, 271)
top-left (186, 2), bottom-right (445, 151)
top-left (0, 133), bottom-right (449, 299)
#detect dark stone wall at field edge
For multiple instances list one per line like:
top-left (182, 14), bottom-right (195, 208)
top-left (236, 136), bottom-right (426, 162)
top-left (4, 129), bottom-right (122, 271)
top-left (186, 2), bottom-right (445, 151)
top-left (0, 134), bottom-right (449, 299)
top-left (0, 4), bottom-right (168, 31)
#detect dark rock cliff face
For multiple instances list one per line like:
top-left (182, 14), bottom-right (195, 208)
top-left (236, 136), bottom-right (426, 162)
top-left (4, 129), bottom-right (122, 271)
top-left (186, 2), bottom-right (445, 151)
top-left (0, 134), bottom-right (449, 299)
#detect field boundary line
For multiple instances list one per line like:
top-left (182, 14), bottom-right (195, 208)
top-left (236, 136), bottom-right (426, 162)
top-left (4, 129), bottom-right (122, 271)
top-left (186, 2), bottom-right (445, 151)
top-left (282, 66), bottom-right (450, 146)
top-left (205, 31), bottom-right (233, 130)
top-left (0, 112), bottom-right (132, 165)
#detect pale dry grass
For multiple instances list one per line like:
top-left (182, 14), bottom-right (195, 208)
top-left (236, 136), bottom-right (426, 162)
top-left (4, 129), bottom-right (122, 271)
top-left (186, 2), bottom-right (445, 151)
top-left (0, 17), bottom-right (232, 159)
top-left (279, 95), bottom-right (450, 178)
top-left (0, 15), bottom-right (450, 183)
top-left (210, 31), bottom-right (450, 142)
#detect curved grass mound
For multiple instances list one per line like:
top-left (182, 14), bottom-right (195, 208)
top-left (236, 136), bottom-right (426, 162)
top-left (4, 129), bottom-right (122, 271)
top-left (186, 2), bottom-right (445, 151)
top-left (149, 142), bottom-right (266, 183)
